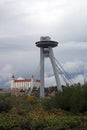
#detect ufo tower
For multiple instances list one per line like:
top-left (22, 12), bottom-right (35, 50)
top-left (35, 36), bottom-right (63, 97)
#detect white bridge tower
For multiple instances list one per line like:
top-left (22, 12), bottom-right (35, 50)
top-left (35, 36), bottom-right (63, 97)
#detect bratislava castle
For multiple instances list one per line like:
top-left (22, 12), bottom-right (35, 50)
top-left (11, 75), bottom-right (40, 90)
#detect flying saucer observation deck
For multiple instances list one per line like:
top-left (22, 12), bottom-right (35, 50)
top-left (35, 36), bottom-right (58, 48)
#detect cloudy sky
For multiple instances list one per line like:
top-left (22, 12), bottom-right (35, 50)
top-left (0, 0), bottom-right (87, 87)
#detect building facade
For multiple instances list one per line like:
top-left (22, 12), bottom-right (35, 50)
top-left (11, 75), bottom-right (40, 90)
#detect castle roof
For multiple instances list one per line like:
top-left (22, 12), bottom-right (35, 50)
top-left (14, 79), bottom-right (40, 83)
top-left (11, 75), bottom-right (15, 78)
top-left (14, 79), bottom-right (31, 82)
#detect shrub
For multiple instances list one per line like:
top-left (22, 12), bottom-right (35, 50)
top-left (41, 98), bottom-right (54, 111)
top-left (45, 85), bottom-right (87, 114)
top-left (0, 99), bottom-right (12, 113)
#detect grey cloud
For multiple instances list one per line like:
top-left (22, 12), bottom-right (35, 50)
top-left (0, 0), bottom-right (87, 87)
top-left (0, 35), bottom-right (37, 53)
top-left (0, 0), bottom-right (87, 42)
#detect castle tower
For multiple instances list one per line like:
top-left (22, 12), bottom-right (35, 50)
top-left (35, 36), bottom-right (63, 97)
top-left (11, 75), bottom-right (15, 89)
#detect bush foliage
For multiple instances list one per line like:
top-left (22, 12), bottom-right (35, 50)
top-left (0, 83), bottom-right (87, 129)
top-left (0, 94), bottom-right (12, 113)
top-left (0, 113), bottom-right (87, 130)
top-left (42, 83), bottom-right (87, 113)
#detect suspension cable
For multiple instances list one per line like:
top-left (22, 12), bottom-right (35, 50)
top-left (55, 58), bottom-right (74, 85)
top-left (34, 63), bottom-right (40, 79)
top-left (56, 63), bottom-right (72, 85)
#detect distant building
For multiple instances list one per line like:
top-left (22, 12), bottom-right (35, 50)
top-left (11, 75), bottom-right (40, 90)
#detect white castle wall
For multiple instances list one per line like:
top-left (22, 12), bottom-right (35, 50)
top-left (11, 75), bottom-right (40, 90)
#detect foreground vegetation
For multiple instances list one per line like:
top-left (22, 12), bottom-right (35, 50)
top-left (0, 83), bottom-right (87, 130)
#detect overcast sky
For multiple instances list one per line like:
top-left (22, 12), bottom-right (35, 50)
top-left (0, 0), bottom-right (87, 87)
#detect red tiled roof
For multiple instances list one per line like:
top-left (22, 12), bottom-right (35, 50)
top-left (36, 80), bottom-right (40, 82)
top-left (14, 79), bottom-right (31, 82)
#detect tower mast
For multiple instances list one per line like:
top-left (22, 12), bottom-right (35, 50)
top-left (35, 36), bottom-right (62, 97)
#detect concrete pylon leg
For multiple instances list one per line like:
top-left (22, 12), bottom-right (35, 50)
top-left (49, 47), bottom-right (62, 92)
top-left (40, 48), bottom-right (45, 97)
